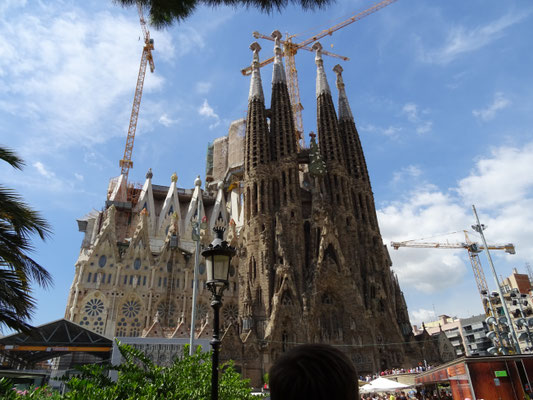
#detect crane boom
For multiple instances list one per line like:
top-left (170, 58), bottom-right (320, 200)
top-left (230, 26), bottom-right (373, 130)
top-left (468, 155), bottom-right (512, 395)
top-left (119, 4), bottom-right (155, 180)
top-left (241, 0), bottom-right (398, 149)
top-left (391, 231), bottom-right (516, 303)
top-left (297, 0), bottom-right (399, 47)
top-left (390, 241), bottom-right (516, 253)
top-left (240, 34), bottom-right (349, 75)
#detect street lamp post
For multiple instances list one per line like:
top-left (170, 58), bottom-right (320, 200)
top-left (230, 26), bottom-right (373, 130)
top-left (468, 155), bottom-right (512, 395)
top-left (202, 221), bottom-right (236, 400)
top-left (472, 205), bottom-right (521, 354)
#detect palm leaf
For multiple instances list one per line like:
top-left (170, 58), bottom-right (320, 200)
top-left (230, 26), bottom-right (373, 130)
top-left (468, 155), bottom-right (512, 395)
top-left (116, 0), bottom-right (334, 28)
top-left (0, 146), bottom-right (53, 332)
top-left (0, 147), bottom-right (24, 170)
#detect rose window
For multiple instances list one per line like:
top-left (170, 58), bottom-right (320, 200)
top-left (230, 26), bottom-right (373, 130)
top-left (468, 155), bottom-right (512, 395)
top-left (197, 303), bottom-right (208, 320)
top-left (122, 300), bottom-right (141, 318)
top-left (84, 299), bottom-right (104, 317)
top-left (222, 303), bottom-right (238, 322)
top-left (157, 301), bottom-right (177, 327)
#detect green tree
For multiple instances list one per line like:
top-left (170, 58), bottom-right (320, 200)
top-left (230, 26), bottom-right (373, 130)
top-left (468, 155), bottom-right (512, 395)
top-left (0, 147), bottom-right (52, 332)
top-left (59, 342), bottom-right (260, 400)
top-left (115, 0), bottom-right (334, 28)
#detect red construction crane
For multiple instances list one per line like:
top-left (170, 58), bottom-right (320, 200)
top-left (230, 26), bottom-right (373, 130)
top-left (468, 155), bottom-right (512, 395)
top-left (119, 3), bottom-right (155, 181)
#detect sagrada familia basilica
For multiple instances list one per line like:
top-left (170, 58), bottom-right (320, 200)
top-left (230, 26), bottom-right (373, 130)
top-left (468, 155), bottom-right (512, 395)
top-left (65, 32), bottom-right (446, 385)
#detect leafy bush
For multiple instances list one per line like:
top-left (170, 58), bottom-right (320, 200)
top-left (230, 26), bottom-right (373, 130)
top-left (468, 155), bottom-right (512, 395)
top-left (2, 342), bottom-right (260, 399)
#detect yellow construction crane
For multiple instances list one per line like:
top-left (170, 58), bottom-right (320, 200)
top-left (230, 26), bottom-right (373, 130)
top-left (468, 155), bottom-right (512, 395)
top-left (119, 3), bottom-right (155, 181)
top-left (241, 0), bottom-right (399, 149)
top-left (391, 231), bottom-right (515, 303)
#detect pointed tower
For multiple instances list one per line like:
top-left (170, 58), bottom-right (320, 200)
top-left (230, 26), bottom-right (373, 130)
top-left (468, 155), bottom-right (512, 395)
top-left (333, 64), bottom-right (370, 183)
top-left (312, 42), bottom-right (345, 167)
top-left (270, 30), bottom-right (297, 162)
top-left (245, 42), bottom-right (270, 175)
top-left (262, 30), bottom-right (307, 361)
top-left (312, 42), bottom-right (350, 211)
top-left (333, 64), bottom-right (379, 232)
top-left (269, 30), bottom-right (302, 218)
top-left (241, 42), bottom-right (275, 349)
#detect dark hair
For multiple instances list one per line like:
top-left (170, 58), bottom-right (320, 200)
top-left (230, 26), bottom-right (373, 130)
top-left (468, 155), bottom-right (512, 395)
top-left (269, 344), bottom-right (358, 400)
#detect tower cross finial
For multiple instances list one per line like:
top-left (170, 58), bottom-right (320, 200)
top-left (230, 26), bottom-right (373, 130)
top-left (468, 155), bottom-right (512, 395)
top-left (333, 64), bottom-right (354, 121)
top-left (271, 30), bottom-right (286, 84)
top-left (250, 42), bottom-right (261, 66)
top-left (249, 42), bottom-right (264, 102)
top-left (312, 42), bottom-right (330, 96)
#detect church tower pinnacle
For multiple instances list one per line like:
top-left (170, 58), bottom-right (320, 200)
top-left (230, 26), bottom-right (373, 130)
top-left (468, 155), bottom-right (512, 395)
top-left (333, 64), bottom-right (370, 184)
top-left (245, 42), bottom-right (270, 174)
top-left (312, 42), bottom-right (349, 210)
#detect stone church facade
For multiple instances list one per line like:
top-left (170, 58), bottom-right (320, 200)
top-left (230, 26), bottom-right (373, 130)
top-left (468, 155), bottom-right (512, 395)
top-left (65, 34), bottom-right (441, 385)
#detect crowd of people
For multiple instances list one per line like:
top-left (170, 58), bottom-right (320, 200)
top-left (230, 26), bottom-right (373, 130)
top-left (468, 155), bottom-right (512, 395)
top-left (360, 392), bottom-right (452, 400)
top-left (360, 392), bottom-right (409, 400)
top-left (360, 364), bottom-right (434, 382)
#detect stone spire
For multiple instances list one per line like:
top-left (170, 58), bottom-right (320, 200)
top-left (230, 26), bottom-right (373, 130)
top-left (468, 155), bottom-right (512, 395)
top-left (271, 30), bottom-right (286, 84)
top-left (333, 64), bottom-right (370, 183)
top-left (134, 168), bottom-right (156, 235)
top-left (249, 42), bottom-right (264, 102)
top-left (312, 42), bottom-right (331, 96)
top-left (333, 64), bottom-right (354, 122)
top-left (312, 41), bottom-right (344, 166)
top-left (157, 172), bottom-right (181, 238)
top-left (183, 175), bottom-right (205, 235)
top-left (245, 42), bottom-right (270, 172)
top-left (270, 30), bottom-right (297, 162)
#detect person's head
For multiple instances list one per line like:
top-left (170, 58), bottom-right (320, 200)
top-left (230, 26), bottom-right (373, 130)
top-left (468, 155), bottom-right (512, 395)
top-left (269, 343), bottom-right (358, 400)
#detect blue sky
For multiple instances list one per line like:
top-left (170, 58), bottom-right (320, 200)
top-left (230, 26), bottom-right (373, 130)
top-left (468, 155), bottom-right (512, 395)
top-left (1, 0), bottom-right (532, 331)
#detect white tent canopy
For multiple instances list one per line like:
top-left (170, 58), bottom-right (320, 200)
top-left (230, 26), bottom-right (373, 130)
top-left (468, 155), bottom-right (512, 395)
top-left (360, 377), bottom-right (410, 393)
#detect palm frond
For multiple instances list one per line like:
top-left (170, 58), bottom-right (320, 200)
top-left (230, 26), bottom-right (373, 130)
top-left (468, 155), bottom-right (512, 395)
top-left (0, 147), bottom-right (24, 169)
top-left (114, 0), bottom-right (334, 28)
top-left (0, 146), bottom-right (53, 333)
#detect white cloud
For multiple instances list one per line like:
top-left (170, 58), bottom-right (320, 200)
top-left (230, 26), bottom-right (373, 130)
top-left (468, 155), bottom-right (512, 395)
top-left (472, 92), bottom-right (510, 121)
top-left (380, 188), bottom-right (469, 293)
top-left (158, 113), bottom-right (179, 127)
top-left (359, 123), bottom-right (402, 139)
top-left (173, 26), bottom-right (205, 57)
top-left (0, 3), bottom-right (175, 153)
top-left (410, 308), bottom-right (436, 326)
top-left (74, 173), bottom-right (84, 181)
top-left (198, 99), bottom-right (218, 119)
top-left (457, 143), bottom-right (533, 208)
top-left (401, 102), bottom-right (432, 135)
top-left (420, 12), bottom-right (529, 64)
top-left (33, 161), bottom-right (55, 179)
top-left (416, 121), bottom-right (433, 135)
top-left (402, 103), bottom-right (419, 122)
top-left (392, 165), bottom-right (422, 184)
top-left (379, 142), bottom-right (533, 297)
top-left (198, 99), bottom-right (220, 129)
top-left (195, 81), bottom-right (212, 95)
top-left (0, 0), bottom-right (26, 17)
top-left (383, 126), bottom-right (401, 137)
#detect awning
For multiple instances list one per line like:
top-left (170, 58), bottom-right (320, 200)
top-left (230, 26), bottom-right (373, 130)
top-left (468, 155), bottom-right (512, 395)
top-left (360, 377), bottom-right (411, 393)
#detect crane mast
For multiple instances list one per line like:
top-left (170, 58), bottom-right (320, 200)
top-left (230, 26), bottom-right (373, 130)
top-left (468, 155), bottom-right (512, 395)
top-left (119, 3), bottom-right (155, 181)
top-left (241, 0), bottom-right (399, 149)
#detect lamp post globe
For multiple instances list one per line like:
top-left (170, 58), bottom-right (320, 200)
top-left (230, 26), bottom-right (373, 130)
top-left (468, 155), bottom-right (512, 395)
top-left (202, 220), bottom-right (236, 400)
